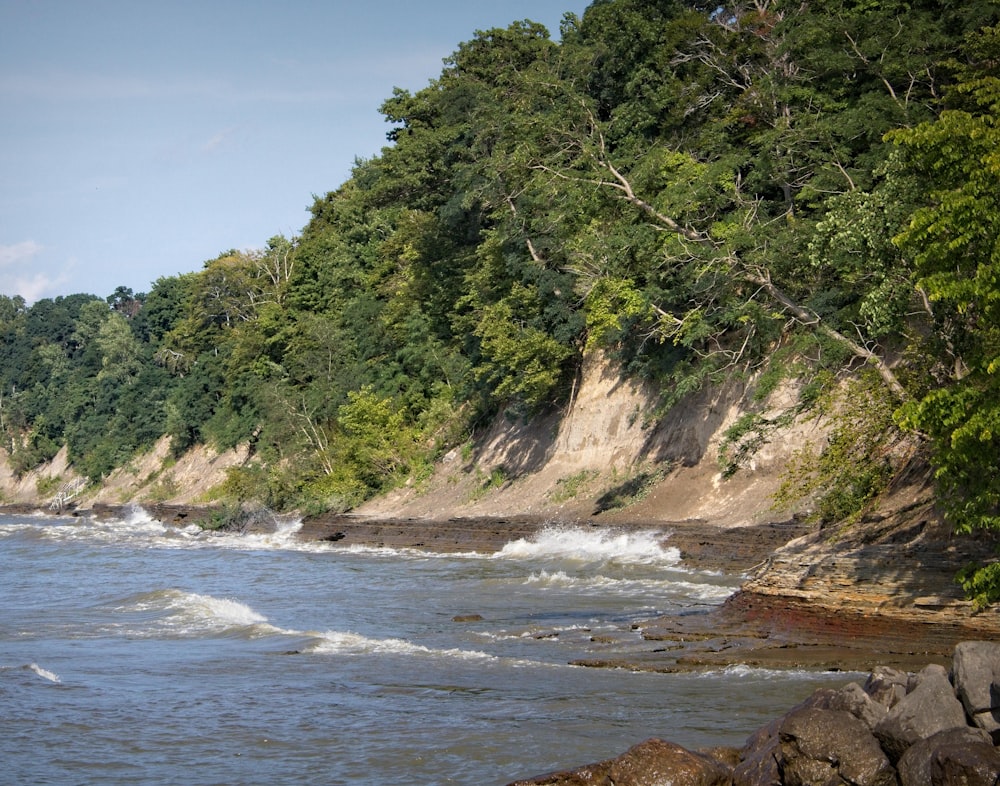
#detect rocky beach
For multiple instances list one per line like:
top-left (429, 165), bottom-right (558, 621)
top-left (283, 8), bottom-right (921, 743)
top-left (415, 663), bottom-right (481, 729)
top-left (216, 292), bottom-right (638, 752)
top-left (506, 641), bottom-right (1000, 786)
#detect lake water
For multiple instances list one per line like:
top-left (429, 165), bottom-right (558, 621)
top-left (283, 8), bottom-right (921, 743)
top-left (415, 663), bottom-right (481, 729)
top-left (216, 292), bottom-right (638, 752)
top-left (0, 510), bottom-right (855, 785)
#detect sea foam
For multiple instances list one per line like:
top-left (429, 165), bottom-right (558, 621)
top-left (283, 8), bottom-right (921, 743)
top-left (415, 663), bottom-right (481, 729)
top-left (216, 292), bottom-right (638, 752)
top-left (28, 663), bottom-right (61, 683)
top-left (496, 526), bottom-right (680, 566)
top-left (309, 629), bottom-right (495, 661)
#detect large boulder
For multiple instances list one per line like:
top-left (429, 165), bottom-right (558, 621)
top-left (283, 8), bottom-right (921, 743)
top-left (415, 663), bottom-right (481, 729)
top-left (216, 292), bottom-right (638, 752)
top-left (778, 707), bottom-right (896, 786)
top-left (606, 739), bottom-right (732, 786)
top-left (930, 740), bottom-right (1000, 786)
top-left (506, 738), bottom-right (731, 786)
top-left (874, 664), bottom-right (969, 762)
top-left (952, 640), bottom-right (1000, 742)
top-left (897, 726), bottom-right (998, 786)
top-left (732, 685), bottom-right (888, 786)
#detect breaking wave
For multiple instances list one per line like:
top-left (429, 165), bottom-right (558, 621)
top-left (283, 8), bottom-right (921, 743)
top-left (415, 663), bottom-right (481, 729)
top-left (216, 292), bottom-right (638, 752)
top-left (496, 526), bottom-right (680, 566)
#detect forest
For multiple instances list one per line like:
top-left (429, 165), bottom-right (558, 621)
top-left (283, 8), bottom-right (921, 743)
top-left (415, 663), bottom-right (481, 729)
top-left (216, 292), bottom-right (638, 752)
top-left (2, 1), bottom-right (999, 598)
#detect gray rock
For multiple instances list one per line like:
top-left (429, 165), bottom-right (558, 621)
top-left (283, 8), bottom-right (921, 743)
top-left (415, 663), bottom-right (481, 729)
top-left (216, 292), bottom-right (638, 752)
top-left (874, 664), bottom-right (969, 762)
top-left (930, 740), bottom-right (1000, 786)
top-left (864, 665), bottom-right (911, 709)
top-left (733, 732), bottom-right (781, 786)
top-left (779, 707), bottom-right (896, 786)
top-left (828, 682), bottom-right (890, 730)
top-left (952, 640), bottom-right (1000, 741)
top-left (897, 726), bottom-right (996, 786)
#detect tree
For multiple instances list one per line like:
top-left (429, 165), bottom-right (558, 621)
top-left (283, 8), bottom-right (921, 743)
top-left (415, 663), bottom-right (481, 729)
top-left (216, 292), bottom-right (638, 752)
top-left (889, 26), bottom-right (1000, 541)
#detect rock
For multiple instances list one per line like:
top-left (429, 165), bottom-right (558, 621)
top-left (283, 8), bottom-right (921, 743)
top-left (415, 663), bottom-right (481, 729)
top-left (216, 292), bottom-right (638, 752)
top-left (507, 763), bottom-right (609, 785)
top-left (952, 640), bottom-right (1000, 742)
top-left (699, 746), bottom-right (741, 769)
top-left (864, 666), bottom-right (911, 710)
top-left (606, 739), bottom-right (732, 786)
top-left (506, 738), bottom-right (731, 786)
top-left (452, 614), bottom-right (484, 622)
top-left (732, 689), bottom-right (837, 786)
top-left (930, 739), bottom-right (1000, 786)
top-left (799, 683), bottom-right (890, 730)
top-left (778, 707), bottom-right (896, 786)
top-left (896, 727), bottom-right (996, 786)
top-left (732, 731), bottom-right (781, 786)
top-left (873, 664), bottom-right (969, 762)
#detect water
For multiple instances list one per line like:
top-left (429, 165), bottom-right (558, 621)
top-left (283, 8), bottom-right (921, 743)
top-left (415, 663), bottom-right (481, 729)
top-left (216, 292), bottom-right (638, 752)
top-left (0, 510), bottom-right (855, 785)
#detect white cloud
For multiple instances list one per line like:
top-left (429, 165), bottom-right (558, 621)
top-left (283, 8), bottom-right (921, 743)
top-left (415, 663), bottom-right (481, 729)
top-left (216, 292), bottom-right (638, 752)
top-left (0, 242), bottom-right (76, 302)
top-left (0, 240), bottom-right (43, 268)
top-left (0, 271), bottom-right (68, 304)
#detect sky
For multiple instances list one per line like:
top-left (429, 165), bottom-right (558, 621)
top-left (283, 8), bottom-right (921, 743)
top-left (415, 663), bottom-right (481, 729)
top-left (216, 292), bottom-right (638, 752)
top-left (0, 0), bottom-right (591, 303)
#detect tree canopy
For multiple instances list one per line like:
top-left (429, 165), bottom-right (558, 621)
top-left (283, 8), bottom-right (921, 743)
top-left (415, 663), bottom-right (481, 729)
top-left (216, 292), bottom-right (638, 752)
top-left (2, 0), bottom-right (999, 594)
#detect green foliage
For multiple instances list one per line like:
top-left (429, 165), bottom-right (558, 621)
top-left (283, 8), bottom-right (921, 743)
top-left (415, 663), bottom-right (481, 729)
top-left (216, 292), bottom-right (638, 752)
top-left (473, 294), bottom-right (575, 412)
top-left (2, 3), bottom-right (1000, 558)
top-left (718, 409), bottom-right (797, 479)
top-left (584, 278), bottom-right (652, 350)
top-left (957, 561), bottom-right (1000, 611)
top-left (888, 26), bottom-right (1000, 536)
top-left (775, 372), bottom-right (901, 525)
top-left (549, 469), bottom-right (600, 503)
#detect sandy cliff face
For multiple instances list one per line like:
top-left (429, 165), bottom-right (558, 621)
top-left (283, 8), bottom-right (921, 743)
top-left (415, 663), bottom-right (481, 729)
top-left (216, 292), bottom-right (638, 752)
top-left (356, 351), bottom-right (823, 526)
top-left (356, 352), bottom-right (1000, 645)
top-left (0, 436), bottom-right (248, 508)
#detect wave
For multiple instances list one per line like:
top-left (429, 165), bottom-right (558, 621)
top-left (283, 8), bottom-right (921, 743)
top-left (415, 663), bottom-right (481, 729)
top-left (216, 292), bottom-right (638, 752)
top-left (495, 526), bottom-right (680, 566)
top-left (28, 662), bottom-right (61, 683)
top-left (0, 663), bottom-right (62, 684)
top-left (111, 589), bottom-right (281, 639)
top-left (108, 590), bottom-right (529, 666)
top-left (693, 664), bottom-right (867, 680)
top-left (307, 630), bottom-right (498, 662)
top-left (521, 569), bottom-right (734, 601)
top-left (0, 507), bottom-right (328, 554)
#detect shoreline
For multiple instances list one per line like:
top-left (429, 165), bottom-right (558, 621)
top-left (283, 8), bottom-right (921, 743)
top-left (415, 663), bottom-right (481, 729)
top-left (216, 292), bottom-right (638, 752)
top-left (6, 502), bottom-right (994, 674)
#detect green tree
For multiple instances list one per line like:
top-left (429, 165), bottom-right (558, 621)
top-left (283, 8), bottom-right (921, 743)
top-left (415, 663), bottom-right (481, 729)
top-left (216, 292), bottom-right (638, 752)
top-left (890, 27), bottom-right (1000, 543)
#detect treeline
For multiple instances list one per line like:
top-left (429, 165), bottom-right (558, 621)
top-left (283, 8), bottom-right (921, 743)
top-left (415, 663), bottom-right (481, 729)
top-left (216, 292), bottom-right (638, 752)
top-left (2, 0), bottom-right (999, 592)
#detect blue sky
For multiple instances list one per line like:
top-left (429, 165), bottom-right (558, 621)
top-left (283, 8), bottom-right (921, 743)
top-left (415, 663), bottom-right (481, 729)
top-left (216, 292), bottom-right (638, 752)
top-left (0, 0), bottom-right (590, 303)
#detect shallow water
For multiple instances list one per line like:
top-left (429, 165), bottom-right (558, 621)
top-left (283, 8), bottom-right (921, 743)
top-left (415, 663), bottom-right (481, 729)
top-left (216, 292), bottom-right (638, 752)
top-left (0, 511), bottom-right (855, 784)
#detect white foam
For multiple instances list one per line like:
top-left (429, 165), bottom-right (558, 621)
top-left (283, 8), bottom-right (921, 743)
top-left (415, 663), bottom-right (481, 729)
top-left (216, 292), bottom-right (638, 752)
top-left (29, 663), bottom-right (61, 683)
top-left (519, 570), bottom-right (729, 599)
top-left (171, 591), bottom-right (269, 627)
top-left (1, 507), bottom-right (327, 555)
top-left (496, 527), bottom-right (680, 566)
top-left (695, 664), bottom-right (865, 680)
top-left (309, 629), bottom-right (498, 663)
top-left (117, 589), bottom-right (282, 638)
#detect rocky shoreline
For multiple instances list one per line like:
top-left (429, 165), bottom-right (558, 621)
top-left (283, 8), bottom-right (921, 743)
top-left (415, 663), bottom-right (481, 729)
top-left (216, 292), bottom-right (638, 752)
top-left (506, 641), bottom-right (1000, 785)
top-left (13, 501), bottom-right (1000, 675)
top-left (297, 508), bottom-right (1000, 675)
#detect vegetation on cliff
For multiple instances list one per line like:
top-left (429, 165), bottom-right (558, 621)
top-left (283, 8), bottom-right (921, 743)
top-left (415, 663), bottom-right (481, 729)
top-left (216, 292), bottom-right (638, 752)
top-left (1, 2), bottom-right (999, 595)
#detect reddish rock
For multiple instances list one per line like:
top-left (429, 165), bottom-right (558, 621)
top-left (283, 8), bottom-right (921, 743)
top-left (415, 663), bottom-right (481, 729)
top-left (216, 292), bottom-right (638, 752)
top-left (506, 738), bottom-right (731, 786)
